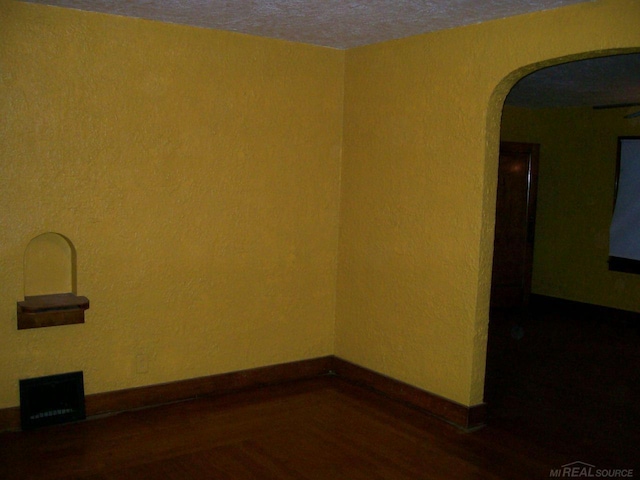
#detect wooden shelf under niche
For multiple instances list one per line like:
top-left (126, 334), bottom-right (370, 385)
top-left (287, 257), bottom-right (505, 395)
top-left (17, 293), bottom-right (90, 330)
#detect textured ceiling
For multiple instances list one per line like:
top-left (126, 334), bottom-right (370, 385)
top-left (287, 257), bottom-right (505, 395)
top-left (506, 53), bottom-right (640, 109)
top-left (18, 0), bottom-right (640, 110)
top-left (22, 0), bottom-right (590, 49)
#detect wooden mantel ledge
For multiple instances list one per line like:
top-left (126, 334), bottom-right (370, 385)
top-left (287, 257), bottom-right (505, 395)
top-left (17, 293), bottom-right (90, 330)
top-left (18, 293), bottom-right (90, 313)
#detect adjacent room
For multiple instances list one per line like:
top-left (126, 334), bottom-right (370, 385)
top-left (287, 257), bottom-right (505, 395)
top-left (486, 52), bottom-right (640, 469)
top-left (1, 0), bottom-right (639, 477)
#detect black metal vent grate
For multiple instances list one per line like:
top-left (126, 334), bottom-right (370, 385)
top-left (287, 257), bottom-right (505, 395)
top-left (19, 371), bottom-right (86, 430)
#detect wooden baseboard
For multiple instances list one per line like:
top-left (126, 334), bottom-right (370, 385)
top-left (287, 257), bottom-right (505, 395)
top-left (0, 357), bottom-right (333, 432)
top-left (530, 294), bottom-right (640, 326)
top-left (86, 356), bottom-right (335, 417)
top-left (0, 406), bottom-right (20, 432)
top-left (0, 355), bottom-right (485, 432)
top-left (329, 357), bottom-right (486, 430)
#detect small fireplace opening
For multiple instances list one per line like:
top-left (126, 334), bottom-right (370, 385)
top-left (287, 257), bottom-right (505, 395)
top-left (19, 371), bottom-right (86, 430)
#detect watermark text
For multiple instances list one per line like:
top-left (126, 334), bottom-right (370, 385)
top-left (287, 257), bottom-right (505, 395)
top-left (550, 462), bottom-right (634, 478)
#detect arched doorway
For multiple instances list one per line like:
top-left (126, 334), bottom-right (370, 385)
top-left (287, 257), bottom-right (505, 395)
top-left (483, 51), bottom-right (640, 466)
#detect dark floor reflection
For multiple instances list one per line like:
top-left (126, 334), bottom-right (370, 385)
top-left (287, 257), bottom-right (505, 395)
top-left (484, 297), bottom-right (640, 468)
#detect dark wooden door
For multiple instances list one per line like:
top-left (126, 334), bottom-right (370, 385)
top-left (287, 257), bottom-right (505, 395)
top-left (490, 142), bottom-right (540, 308)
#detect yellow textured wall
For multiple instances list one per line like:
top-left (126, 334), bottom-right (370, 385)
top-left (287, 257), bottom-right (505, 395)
top-left (337, 0), bottom-right (640, 405)
top-left (2, 0), bottom-right (640, 414)
top-left (501, 105), bottom-right (640, 311)
top-left (0, 1), bottom-right (344, 408)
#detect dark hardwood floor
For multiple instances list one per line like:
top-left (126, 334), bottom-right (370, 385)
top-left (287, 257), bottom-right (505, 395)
top-left (1, 299), bottom-right (638, 479)
top-left (484, 299), bottom-right (640, 471)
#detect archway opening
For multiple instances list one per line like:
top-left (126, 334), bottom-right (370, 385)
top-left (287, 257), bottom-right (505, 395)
top-left (482, 51), bottom-right (640, 465)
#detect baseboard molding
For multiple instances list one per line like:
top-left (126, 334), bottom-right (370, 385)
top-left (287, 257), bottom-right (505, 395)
top-left (86, 356), bottom-right (335, 417)
top-left (530, 294), bottom-right (640, 326)
top-left (0, 357), bottom-right (333, 432)
top-left (330, 357), bottom-right (486, 431)
top-left (0, 355), bottom-right (485, 432)
top-left (0, 406), bottom-right (20, 432)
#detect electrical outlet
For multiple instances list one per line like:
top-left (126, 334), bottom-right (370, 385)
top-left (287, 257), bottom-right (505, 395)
top-left (135, 354), bottom-right (149, 374)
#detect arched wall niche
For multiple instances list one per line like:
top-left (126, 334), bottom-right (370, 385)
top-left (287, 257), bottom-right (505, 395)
top-left (18, 232), bottom-right (89, 330)
top-left (24, 232), bottom-right (77, 297)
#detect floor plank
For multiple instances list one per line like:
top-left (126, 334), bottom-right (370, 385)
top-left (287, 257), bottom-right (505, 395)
top-left (485, 302), bottom-right (640, 470)
top-left (0, 378), bottom-right (545, 479)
